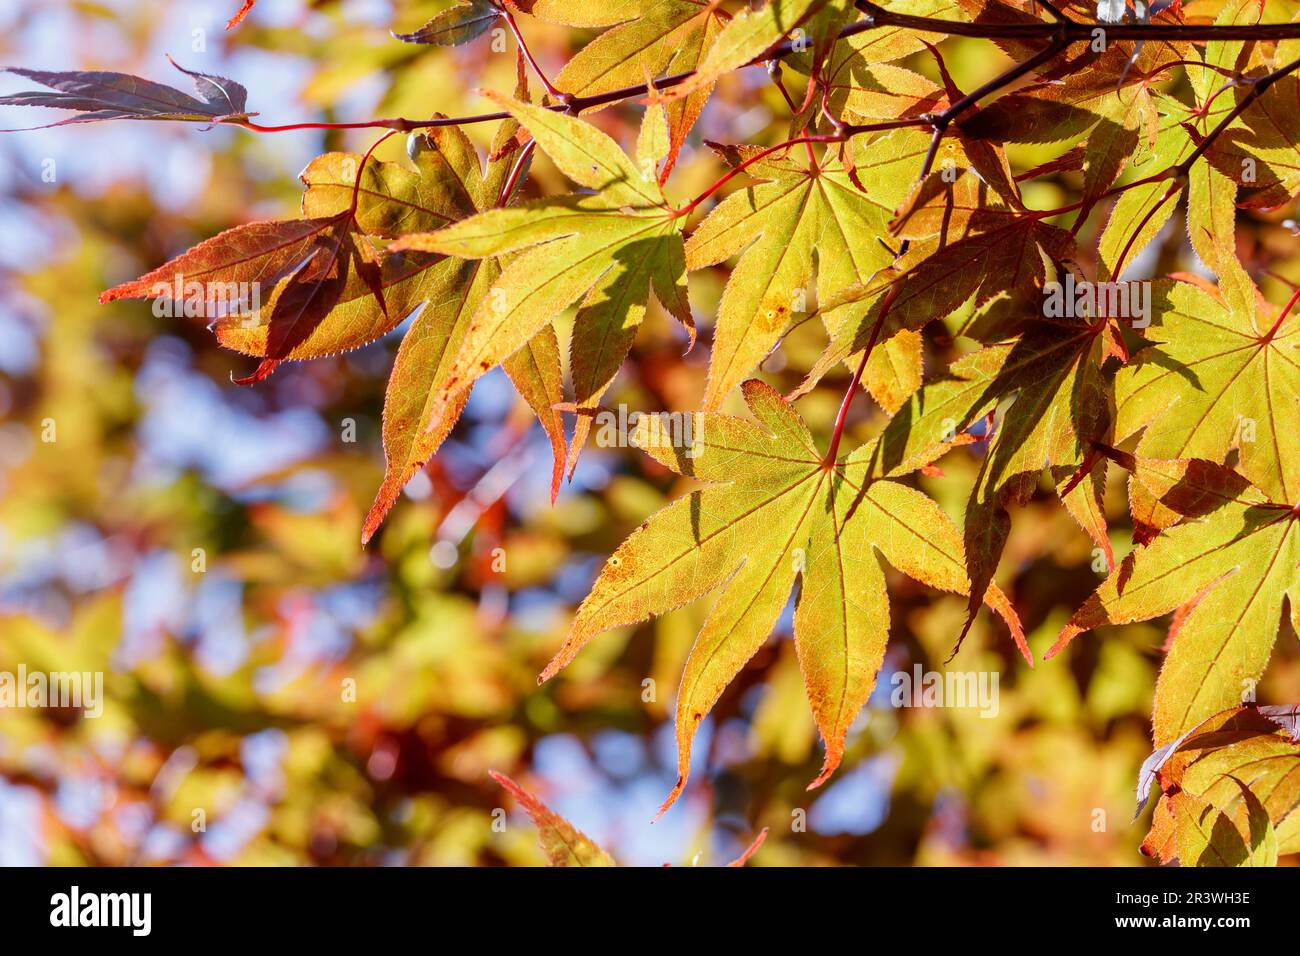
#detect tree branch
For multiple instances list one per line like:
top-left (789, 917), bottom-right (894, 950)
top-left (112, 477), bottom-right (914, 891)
top-left (856, 0), bottom-right (1300, 42)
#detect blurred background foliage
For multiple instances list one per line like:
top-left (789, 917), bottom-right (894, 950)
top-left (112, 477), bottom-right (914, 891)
top-left (1, 0), bottom-right (1298, 867)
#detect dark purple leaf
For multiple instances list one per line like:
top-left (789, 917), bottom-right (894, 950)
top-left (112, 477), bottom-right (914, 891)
top-left (0, 56), bottom-right (251, 129)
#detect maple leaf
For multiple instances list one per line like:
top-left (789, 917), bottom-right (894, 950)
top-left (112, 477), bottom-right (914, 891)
top-left (821, 53), bottom-right (943, 126)
top-left (391, 93), bottom-right (690, 478)
top-left (960, 310), bottom-right (1119, 634)
top-left (1137, 706), bottom-right (1300, 864)
top-left (818, 131), bottom-right (1023, 408)
top-left (357, 123), bottom-right (568, 540)
top-left (98, 142), bottom-right (420, 386)
top-left (810, 0), bottom-right (964, 102)
top-left (784, 165), bottom-right (1118, 642)
top-left (1171, 1), bottom-right (1264, 311)
top-left (99, 211), bottom-right (386, 387)
top-left (393, 0), bottom-right (502, 46)
top-left (1047, 454), bottom-right (1300, 745)
top-left (687, 144), bottom-right (900, 409)
top-left (958, 39), bottom-right (1177, 147)
top-left (539, 380), bottom-right (1026, 814)
top-left (1114, 277), bottom-right (1300, 509)
top-left (1170, 784), bottom-right (1278, 867)
top-left (1094, 100), bottom-right (1194, 278)
top-left (958, 40), bottom-right (1177, 215)
top-left (0, 57), bottom-right (252, 129)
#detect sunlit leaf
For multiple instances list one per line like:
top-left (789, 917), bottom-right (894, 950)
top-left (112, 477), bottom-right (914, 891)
top-left (541, 380), bottom-right (1026, 813)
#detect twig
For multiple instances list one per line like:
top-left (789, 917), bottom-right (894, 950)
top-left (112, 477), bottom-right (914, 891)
top-left (497, 2), bottom-right (568, 104)
top-left (855, 0), bottom-right (1300, 42)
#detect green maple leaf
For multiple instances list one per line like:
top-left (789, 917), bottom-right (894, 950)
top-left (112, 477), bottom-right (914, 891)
top-left (1048, 454), bottom-right (1300, 745)
top-left (1201, 3), bottom-right (1300, 211)
top-left (821, 56), bottom-right (942, 127)
top-left (798, 185), bottom-right (1074, 398)
top-left (392, 92), bottom-right (691, 475)
top-left (766, 134), bottom-right (997, 402)
top-left (687, 145), bottom-right (897, 409)
top-left (1115, 277), bottom-right (1300, 508)
top-left (809, 0), bottom-right (962, 124)
top-left (839, 307), bottom-right (1118, 640)
top-left (1173, 784), bottom-right (1278, 868)
top-left (961, 312), bottom-right (1117, 633)
top-left (797, 194), bottom-right (1104, 623)
top-left (539, 380), bottom-right (1026, 814)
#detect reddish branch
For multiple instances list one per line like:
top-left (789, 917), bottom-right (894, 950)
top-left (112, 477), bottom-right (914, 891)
top-left (497, 1), bottom-right (567, 103)
top-left (1263, 284), bottom-right (1300, 343)
top-left (350, 129), bottom-right (398, 214)
top-left (854, 0), bottom-right (1300, 42)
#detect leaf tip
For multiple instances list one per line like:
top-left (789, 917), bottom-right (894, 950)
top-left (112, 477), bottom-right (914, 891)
top-left (945, 613), bottom-right (976, 665)
top-left (1043, 623), bottom-right (1082, 661)
top-left (806, 764), bottom-right (836, 792)
top-left (226, 0), bottom-right (256, 30)
top-left (725, 828), bottom-right (768, 867)
top-left (231, 358), bottom-right (279, 386)
top-left (653, 777), bottom-right (686, 823)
